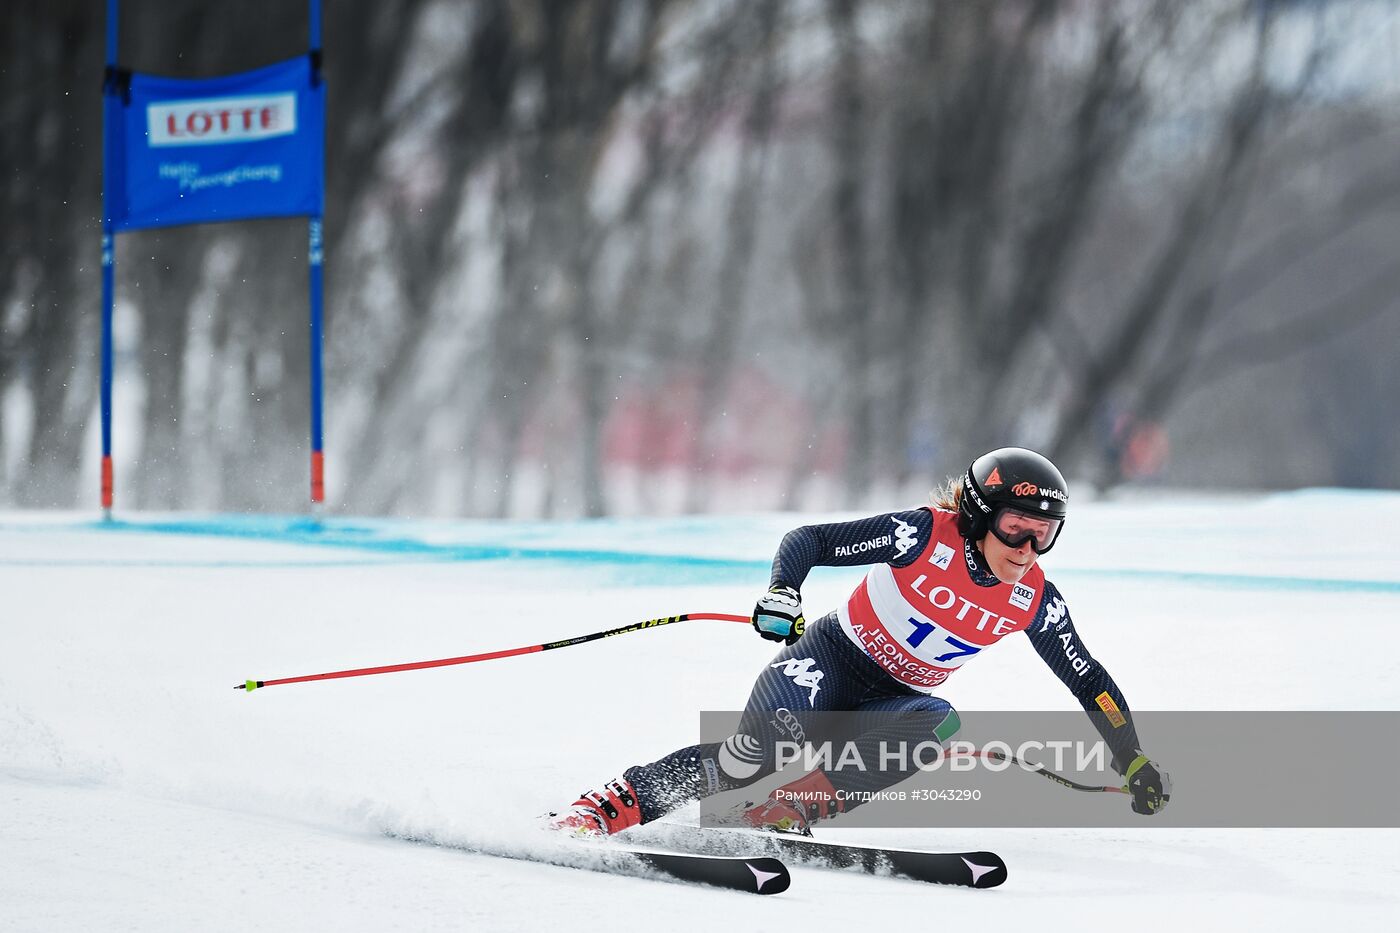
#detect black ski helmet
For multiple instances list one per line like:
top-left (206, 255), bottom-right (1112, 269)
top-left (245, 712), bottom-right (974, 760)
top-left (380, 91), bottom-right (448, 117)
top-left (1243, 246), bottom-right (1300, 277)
top-left (957, 447), bottom-right (1069, 546)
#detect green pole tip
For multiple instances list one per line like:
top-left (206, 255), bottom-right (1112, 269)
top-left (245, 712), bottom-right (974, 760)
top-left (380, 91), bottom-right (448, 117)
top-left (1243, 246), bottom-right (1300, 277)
top-left (243, 680), bottom-right (258, 692)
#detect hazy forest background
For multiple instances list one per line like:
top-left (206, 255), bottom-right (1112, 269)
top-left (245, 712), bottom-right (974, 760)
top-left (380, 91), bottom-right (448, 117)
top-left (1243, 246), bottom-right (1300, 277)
top-left (3, 0), bottom-right (1398, 518)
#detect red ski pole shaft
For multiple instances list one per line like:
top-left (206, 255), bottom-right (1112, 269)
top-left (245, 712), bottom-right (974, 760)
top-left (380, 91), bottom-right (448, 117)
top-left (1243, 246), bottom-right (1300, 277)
top-left (235, 612), bottom-right (750, 692)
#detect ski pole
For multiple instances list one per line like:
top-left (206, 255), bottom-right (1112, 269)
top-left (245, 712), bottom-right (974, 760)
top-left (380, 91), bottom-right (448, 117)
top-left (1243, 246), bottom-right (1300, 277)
top-left (968, 748), bottom-right (1129, 794)
top-left (236, 611), bottom-right (750, 692)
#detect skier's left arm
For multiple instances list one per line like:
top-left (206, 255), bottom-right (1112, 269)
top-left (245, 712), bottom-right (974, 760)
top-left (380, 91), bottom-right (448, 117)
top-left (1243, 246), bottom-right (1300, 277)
top-left (1024, 581), bottom-right (1170, 815)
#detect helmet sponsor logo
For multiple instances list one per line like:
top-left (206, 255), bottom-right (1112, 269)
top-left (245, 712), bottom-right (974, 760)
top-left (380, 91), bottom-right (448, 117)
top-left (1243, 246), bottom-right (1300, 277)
top-left (985, 467), bottom-right (1003, 487)
top-left (1013, 481), bottom-right (1067, 502)
top-left (964, 475), bottom-right (992, 514)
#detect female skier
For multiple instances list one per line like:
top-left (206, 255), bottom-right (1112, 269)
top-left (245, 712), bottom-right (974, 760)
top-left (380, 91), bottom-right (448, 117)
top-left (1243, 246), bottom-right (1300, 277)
top-left (551, 447), bottom-right (1169, 836)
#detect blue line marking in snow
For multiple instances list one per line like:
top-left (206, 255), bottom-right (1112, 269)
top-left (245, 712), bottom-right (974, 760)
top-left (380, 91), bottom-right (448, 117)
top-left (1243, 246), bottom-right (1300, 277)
top-left (1, 514), bottom-right (1397, 594)
top-left (0, 558), bottom-right (408, 569)
top-left (94, 517), bottom-right (764, 569)
top-left (56, 515), bottom-right (766, 583)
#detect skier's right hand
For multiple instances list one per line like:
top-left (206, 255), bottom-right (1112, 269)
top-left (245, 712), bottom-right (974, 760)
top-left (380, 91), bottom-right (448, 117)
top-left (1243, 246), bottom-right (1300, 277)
top-left (753, 584), bottom-right (805, 646)
top-left (1123, 753), bottom-right (1171, 815)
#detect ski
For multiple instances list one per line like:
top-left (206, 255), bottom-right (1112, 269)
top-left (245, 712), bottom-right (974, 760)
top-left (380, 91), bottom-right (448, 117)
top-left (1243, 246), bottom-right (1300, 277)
top-left (630, 824), bottom-right (1006, 888)
top-left (628, 850), bottom-right (790, 894)
top-left (763, 833), bottom-right (1005, 888)
top-left (385, 830), bottom-right (791, 895)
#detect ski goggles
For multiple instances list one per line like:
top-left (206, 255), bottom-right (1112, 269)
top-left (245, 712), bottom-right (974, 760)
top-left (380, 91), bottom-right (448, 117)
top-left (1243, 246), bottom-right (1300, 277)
top-left (989, 507), bottom-right (1064, 555)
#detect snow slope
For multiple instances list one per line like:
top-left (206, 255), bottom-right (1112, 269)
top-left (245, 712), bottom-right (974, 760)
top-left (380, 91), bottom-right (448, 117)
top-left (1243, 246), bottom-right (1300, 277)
top-left (3, 492), bottom-right (1399, 931)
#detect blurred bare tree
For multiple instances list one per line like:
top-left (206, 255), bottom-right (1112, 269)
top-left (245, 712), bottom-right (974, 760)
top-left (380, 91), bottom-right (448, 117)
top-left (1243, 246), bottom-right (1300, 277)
top-left (2, 0), bottom-right (1397, 516)
top-left (2, 0), bottom-right (104, 508)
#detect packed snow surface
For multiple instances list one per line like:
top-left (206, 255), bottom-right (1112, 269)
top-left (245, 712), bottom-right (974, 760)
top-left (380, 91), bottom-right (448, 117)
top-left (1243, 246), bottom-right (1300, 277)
top-left (3, 491), bottom-right (1399, 931)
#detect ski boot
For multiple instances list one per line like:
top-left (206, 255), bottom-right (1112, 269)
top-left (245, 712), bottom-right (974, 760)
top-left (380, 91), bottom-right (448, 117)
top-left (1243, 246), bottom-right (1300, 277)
top-left (546, 777), bottom-right (643, 836)
top-left (741, 770), bottom-right (844, 836)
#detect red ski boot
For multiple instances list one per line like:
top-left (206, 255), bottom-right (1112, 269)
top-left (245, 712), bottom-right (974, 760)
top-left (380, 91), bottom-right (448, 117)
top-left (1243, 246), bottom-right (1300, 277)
top-left (741, 770), bottom-right (845, 835)
top-left (547, 777), bottom-right (643, 836)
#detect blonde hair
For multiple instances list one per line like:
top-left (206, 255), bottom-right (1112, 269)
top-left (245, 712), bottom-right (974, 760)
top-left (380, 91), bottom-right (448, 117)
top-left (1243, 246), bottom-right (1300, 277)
top-left (929, 475), bottom-right (963, 512)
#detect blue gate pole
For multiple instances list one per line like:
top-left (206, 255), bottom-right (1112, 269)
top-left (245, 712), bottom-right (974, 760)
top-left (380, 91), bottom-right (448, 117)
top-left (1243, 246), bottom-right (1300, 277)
top-left (309, 216), bottom-right (325, 507)
top-left (100, 0), bottom-right (120, 517)
top-left (308, 0), bottom-right (326, 508)
top-left (101, 241), bottom-right (114, 514)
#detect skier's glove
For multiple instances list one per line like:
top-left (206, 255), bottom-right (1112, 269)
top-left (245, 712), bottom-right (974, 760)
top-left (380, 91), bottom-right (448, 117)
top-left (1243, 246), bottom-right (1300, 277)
top-left (752, 584), bottom-right (805, 646)
top-left (1123, 753), bottom-right (1171, 815)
